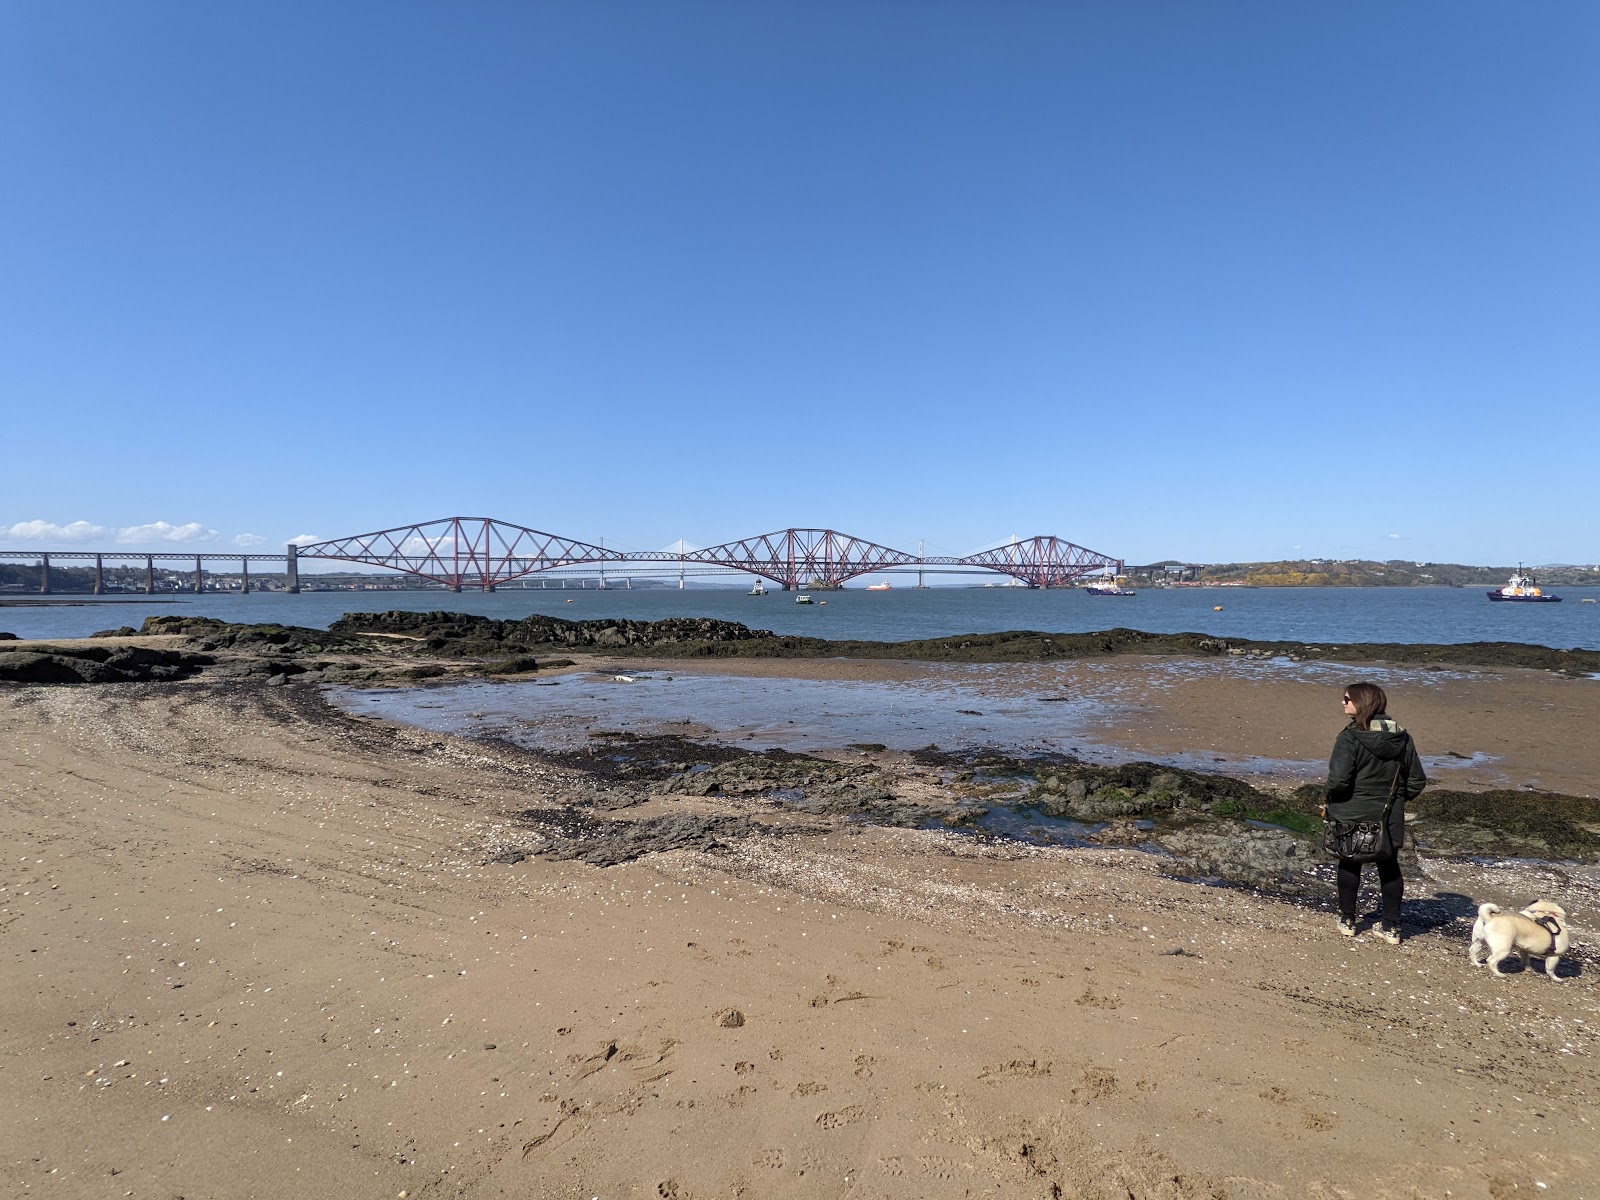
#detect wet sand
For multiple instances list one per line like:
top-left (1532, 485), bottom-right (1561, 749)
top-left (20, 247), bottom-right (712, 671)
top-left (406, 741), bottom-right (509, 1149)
top-left (3, 662), bottom-right (1598, 1199)
top-left (584, 653), bottom-right (1600, 795)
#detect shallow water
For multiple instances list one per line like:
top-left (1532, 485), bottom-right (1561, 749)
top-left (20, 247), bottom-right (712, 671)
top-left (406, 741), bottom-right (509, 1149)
top-left (331, 656), bottom-right (1497, 782)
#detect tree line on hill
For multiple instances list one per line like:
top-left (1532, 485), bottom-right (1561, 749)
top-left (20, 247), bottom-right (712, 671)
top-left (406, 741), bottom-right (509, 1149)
top-left (1133, 559), bottom-right (1600, 587)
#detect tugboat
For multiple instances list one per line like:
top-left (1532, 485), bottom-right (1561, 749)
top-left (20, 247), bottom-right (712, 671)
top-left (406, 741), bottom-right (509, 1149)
top-left (1487, 567), bottom-right (1562, 603)
top-left (1083, 574), bottom-right (1136, 597)
top-left (747, 580), bottom-right (767, 596)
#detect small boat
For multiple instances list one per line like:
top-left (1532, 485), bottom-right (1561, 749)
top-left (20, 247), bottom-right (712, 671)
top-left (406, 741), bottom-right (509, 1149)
top-left (865, 582), bottom-right (892, 591)
top-left (1084, 576), bottom-right (1136, 597)
top-left (1487, 567), bottom-right (1561, 603)
top-left (795, 594), bottom-right (813, 604)
top-left (747, 581), bottom-right (767, 596)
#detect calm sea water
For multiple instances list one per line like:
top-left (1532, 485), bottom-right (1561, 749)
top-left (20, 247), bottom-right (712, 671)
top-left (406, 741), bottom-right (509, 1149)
top-left (4, 583), bottom-right (1599, 648)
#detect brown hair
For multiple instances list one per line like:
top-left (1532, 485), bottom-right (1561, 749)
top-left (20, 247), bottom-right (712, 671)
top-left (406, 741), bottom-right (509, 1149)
top-left (1344, 681), bottom-right (1388, 729)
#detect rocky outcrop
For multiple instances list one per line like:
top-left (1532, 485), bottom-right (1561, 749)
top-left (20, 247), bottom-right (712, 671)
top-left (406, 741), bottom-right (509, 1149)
top-left (1154, 823), bottom-right (1307, 886)
top-left (1408, 789), bottom-right (1600, 860)
top-left (0, 644), bottom-right (213, 684)
top-left (524, 808), bottom-right (776, 868)
top-left (329, 610), bottom-right (777, 655)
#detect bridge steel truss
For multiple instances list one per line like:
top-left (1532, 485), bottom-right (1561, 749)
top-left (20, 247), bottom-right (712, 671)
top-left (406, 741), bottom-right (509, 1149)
top-left (671, 528), bottom-right (920, 590)
top-left (293, 518), bottom-right (624, 592)
top-left (292, 520), bottom-right (1120, 590)
top-left (954, 535), bottom-right (1124, 590)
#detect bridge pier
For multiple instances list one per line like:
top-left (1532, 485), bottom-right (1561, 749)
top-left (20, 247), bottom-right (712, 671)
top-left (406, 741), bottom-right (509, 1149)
top-left (40, 553), bottom-right (49, 594)
top-left (93, 554), bottom-right (105, 595)
top-left (286, 545), bottom-right (300, 594)
top-left (145, 556), bottom-right (155, 594)
top-left (481, 583), bottom-right (495, 593)
top-left (240, 558), bottom-right (249, 594)
top-left (194, 556), bottom-right (203, 593)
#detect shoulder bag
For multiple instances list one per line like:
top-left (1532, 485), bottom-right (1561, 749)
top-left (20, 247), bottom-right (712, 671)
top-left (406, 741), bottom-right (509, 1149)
top-left (1321, 759), bottom-right (1404, 863)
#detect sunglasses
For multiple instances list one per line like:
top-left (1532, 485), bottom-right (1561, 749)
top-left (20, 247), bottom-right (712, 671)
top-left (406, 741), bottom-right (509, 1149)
top-left (1341, 696), bottom-right (1354, 704)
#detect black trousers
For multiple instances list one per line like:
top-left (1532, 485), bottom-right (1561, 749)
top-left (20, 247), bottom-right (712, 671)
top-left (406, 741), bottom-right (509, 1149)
top-left (1337, 853), bottom-right (1403, 924)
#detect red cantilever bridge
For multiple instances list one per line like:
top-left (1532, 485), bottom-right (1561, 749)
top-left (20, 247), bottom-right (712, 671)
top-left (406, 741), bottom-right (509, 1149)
top-left (290, 518), bottom-right (1122, 592)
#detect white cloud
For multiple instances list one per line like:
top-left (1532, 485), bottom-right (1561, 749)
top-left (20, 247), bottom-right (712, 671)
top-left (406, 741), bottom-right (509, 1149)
top-left (399, 533), bottom-right (454, 555)
top-left (288, 533), bottom-right (322, 547)
top-left (232, 533), bottom-right (267, 547)
top-left (115, 521), bottom-right (218, 544)
top-left (1, 519), bottom-right (108, 542)
top-left (1387, 532), bottom-right (1402, 540)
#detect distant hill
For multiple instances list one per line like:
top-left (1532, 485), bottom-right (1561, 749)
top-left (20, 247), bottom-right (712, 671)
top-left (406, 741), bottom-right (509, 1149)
top-left (1143, 559), bottom-right (1600, 587)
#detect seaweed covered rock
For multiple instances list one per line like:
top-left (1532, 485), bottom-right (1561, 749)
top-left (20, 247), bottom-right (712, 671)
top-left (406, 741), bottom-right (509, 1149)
top-left (530, 809), bottom-right (771, 867)
top-left (139, 615), bottom-right (359, 655)
top-left (1156, 822), bottom-right (1306, 886)
top-left (0, 643), bottom-right (213, 683)
top-left (1030, 762), bottom-right (1269, 820)
top-left (328, 610), bottom-right (775, 655)
top-left (1409, 789), bottom-right (1600, 860)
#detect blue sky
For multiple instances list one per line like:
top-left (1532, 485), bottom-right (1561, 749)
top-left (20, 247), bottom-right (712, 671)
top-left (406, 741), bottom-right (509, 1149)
top-left (2, 2), bottom-right (1596, 566)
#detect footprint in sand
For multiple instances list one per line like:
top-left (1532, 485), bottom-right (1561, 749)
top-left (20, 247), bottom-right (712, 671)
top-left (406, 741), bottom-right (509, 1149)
top-left (815, 1104), bottom-right (867, 1130)
top-left (1075, 990), bottom-right (1121, 1010)
top-left (1261, 1085), bottom-right (1335, 1131)
top-left (570, 1040), bottom-right (618, 1080)
top-left (980, 1059), bottom-right (1052, 1080)
top-left (752, 1148), bottom-right (784, 1169)
top-left (853, 1054), bottom-right (876, 1079)
top-left (1070, 1067), bottom-right (1118, 1103)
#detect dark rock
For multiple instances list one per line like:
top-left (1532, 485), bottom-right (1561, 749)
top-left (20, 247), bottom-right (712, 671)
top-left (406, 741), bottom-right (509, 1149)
top-left (0, 632), bottom-right (17, 641)
top-left (485, 655), bottom-right (542, 675)
top-left (526, 807), bottom-right (771, 867)
top-left (328, 610), bottom-right (776, 656)
top-left (1409, 789), bottom-right (1600, 860)
top-left (1156, 821), bottom-right (1306, 886)
top-left (90, 627), bottom-right (139, 638)
top-left (0, 644), bottom-right (213, 684)
top-left (0, 653), bottom-right (117, 683)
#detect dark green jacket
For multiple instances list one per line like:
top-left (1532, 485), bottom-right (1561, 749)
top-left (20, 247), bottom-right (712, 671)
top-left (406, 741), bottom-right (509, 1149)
top-left (1324, 717), bottom-right (1426, 849)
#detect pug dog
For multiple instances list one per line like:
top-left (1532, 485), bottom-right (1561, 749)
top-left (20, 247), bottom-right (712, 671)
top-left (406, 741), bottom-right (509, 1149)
top-left (1469, 901), bottom-right (1569, 980)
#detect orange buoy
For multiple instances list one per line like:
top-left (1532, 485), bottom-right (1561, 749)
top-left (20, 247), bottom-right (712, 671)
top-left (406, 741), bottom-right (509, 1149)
top-left (1213, 605), bottom-right (1223, 611)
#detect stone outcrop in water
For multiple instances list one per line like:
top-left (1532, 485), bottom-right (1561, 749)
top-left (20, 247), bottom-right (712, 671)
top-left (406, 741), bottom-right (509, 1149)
top-left (329, 610), bottom-right (774, 655)
top-left (334, 612), bottom-right (1600, 675)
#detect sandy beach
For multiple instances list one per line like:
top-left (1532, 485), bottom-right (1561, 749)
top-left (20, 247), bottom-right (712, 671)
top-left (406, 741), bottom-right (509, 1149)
top-left (3, 658), bottom-right (1598, 1199)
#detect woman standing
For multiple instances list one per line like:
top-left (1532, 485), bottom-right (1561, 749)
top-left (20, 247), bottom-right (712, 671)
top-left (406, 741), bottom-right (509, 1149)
top-left (1324, 681), bottom-right (1426, 943)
